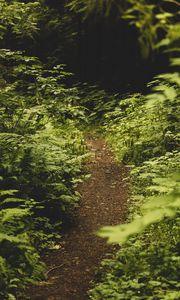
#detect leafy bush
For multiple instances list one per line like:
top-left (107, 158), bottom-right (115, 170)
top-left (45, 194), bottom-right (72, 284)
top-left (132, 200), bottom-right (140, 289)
top-left (103, 67), bottom-right (180, 164)
top-left (90, 217), bottom-right (180, 300)
top-left (0, 0), bottom-right (41, 40)
top-left (0, 50), bottom-right (87, 298)
top-left (90, 53), bottom-right (180, 300)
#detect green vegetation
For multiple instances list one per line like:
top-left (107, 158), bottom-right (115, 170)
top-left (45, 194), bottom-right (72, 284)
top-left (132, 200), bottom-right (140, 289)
top-left (88, 1), bottom-right (180, 299)
top-left (90, 71), bottom-right (180, 299)
top-left (0, 9), bottom-right (87, 296)
top-left (0, 0), bottom-right (179, 299)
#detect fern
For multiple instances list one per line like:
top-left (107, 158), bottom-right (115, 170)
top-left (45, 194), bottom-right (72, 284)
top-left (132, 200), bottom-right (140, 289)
top-left (0, 49), bottom-right (87, 298)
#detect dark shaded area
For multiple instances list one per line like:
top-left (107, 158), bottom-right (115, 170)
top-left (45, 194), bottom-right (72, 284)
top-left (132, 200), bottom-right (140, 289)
top-left (2, 0), bottom-right (169, 92)
top-left (33, 15), bottom-right (168, 92)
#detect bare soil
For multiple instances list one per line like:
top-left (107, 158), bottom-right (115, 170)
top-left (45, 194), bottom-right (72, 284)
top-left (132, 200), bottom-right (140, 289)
top-left (28, 137), bottom-right (128, 300)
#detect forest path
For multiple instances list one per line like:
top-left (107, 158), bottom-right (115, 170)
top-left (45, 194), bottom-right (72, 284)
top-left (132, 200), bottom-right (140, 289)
top-left (29, 136), bottom-right (128, 300)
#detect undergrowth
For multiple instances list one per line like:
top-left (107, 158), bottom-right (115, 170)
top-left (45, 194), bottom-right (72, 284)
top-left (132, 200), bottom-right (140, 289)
top-left (0, 1), bottom-right (180, 299)
top-left (0, 49), bottom-right (88, 299)
top-left (89, 59), bottom-right (180, 299)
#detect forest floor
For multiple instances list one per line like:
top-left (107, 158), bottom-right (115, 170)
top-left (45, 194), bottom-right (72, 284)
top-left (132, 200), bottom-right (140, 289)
top-left (28, 136), bottom-right (128, 300)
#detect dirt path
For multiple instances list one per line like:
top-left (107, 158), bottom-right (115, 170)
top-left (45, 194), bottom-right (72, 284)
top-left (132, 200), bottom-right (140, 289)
top-left (29, 137), bottom-right (128, 300)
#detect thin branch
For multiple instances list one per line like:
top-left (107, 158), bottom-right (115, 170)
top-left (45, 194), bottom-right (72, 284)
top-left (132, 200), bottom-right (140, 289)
top-left (46, 264), bottom-right (64, 276)
top-left (164, 0), bottom-right (180, 7)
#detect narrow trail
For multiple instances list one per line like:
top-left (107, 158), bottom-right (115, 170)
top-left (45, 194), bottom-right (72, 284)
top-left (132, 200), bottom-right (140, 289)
top-left (30, 137), bottom-right (128, 300)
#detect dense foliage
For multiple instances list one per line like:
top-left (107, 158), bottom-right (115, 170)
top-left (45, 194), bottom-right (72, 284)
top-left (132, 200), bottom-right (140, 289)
top-left (0, 0), bottom-right (179, 299)
top-left (89, 72), bottom-right (180, 300)
top-left (76, 1), bottom-right (180, 299)
top-left (88, 1), bottom-right (180, 297)
top-left (89, 63), bottom-right (180, 298)
top-left (0, 0), bottom-right (40, 39)
top-left (0, 7), bottom-right (88, 296)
